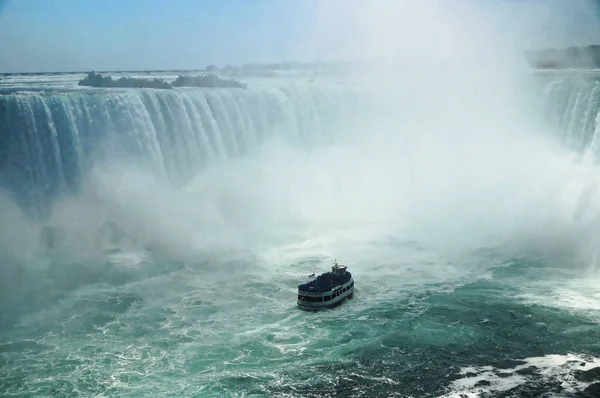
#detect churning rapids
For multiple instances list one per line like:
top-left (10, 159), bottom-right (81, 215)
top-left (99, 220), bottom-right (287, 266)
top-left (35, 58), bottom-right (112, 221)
top-left (2, 69), bottom-right (600, 397)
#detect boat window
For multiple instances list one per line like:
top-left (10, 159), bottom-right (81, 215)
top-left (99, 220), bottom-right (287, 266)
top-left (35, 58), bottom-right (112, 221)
top-left (324, 295), bottom-right (331, 301)
top-left (298, 295), bottom-right (323, 302)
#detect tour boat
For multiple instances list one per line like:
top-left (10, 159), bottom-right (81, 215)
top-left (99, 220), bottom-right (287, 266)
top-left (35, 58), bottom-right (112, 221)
top-left (297, 259), bottom-right (354, 311)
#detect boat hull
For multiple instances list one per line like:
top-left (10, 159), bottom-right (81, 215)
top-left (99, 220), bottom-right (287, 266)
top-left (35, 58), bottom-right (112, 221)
top-left (297, 283), bottom-right (354, 311)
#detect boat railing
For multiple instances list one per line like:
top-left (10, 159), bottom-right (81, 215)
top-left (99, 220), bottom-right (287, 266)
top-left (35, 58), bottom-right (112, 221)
top-left (298, 290), bottom-right (324, 297)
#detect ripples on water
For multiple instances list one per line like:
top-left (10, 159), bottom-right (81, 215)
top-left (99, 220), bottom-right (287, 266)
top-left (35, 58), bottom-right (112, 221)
top-left (2, 240), bottom-right (600, 397)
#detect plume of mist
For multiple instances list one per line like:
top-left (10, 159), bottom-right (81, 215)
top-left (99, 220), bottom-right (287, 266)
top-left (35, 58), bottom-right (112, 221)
top-left (1, 0), bottom-right (600, 275)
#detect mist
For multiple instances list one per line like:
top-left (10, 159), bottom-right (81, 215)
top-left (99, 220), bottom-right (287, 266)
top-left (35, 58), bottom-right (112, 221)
top-left (2, 0), bottom-right (600, 276)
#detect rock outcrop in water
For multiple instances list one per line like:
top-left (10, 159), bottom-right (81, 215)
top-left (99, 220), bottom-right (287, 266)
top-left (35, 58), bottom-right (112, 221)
top-left (171, 74), bottom-right (246, 88)
top-left (78, 72), bottom-right (173, 89)
top-left (526, 45), bottom-right (600, 69)
top-left (78, 71), bottom-right (247, 89)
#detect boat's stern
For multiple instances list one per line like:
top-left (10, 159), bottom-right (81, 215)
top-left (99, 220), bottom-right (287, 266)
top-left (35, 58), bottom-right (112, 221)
top-left (297, 291), bottom-right (326, 310)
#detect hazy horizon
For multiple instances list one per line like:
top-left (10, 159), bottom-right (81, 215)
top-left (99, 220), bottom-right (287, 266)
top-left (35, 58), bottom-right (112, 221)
top-left (1, 0), bottom-right (600, 73)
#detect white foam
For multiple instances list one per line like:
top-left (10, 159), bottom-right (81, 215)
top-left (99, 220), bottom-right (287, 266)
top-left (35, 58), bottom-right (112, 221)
top-left (106, 250), bottom-right (149, 268)
top-left (517, 277), bottom-right (600, 322)
top-left (440, 353), bottom-right (600, 398)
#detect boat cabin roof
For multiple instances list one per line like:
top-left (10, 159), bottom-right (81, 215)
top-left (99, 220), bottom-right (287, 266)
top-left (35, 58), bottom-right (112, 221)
top-left (298, 259), bottom-right (352, 293)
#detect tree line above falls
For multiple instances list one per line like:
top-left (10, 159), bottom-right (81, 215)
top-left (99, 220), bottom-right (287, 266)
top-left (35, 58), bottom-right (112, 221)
top-left (78, 72), bottom-right (247, 89)
top-left (526, 45), bottom-right (600, 69)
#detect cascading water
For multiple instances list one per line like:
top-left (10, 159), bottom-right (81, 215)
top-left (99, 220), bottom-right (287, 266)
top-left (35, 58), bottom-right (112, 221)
top-left (1, 70), bottom-right (600, 397)
top-left (539, 73), bottom-right (600, 157)
top-left (0, 83), bottom-right (367, 216)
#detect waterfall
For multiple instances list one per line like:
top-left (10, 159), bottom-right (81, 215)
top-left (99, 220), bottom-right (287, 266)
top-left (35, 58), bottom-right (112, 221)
top-left (540, 74), bottom-right (600, 156)
top-left (0, 84), bottom-right (365, 215)
top-left (6, 72), bottom-right (600, 217)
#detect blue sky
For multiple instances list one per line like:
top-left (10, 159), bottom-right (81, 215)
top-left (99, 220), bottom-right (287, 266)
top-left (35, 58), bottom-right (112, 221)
top-left (0, 0), bottom-right (599, 73)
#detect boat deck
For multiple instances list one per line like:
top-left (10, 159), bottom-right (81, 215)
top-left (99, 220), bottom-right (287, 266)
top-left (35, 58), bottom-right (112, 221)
top-left (298, 269), bottom-right (352, 293)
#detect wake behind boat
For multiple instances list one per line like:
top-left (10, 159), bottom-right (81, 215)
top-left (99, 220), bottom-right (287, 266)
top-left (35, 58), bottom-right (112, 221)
top-left (297, 259), bottom-right (354, 311)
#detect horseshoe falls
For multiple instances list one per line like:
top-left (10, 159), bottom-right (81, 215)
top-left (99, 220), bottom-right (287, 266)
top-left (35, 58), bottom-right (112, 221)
top-left (2, 68), bottom-right (600, 398)
top-left (0, 83), bottom-right (366, 216)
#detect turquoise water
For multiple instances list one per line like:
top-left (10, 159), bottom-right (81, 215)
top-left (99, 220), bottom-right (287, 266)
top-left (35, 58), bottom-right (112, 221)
top-left (2, 241), bottom-right (600, 397)
top-left (2, 72), bottom-right (600, 397)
